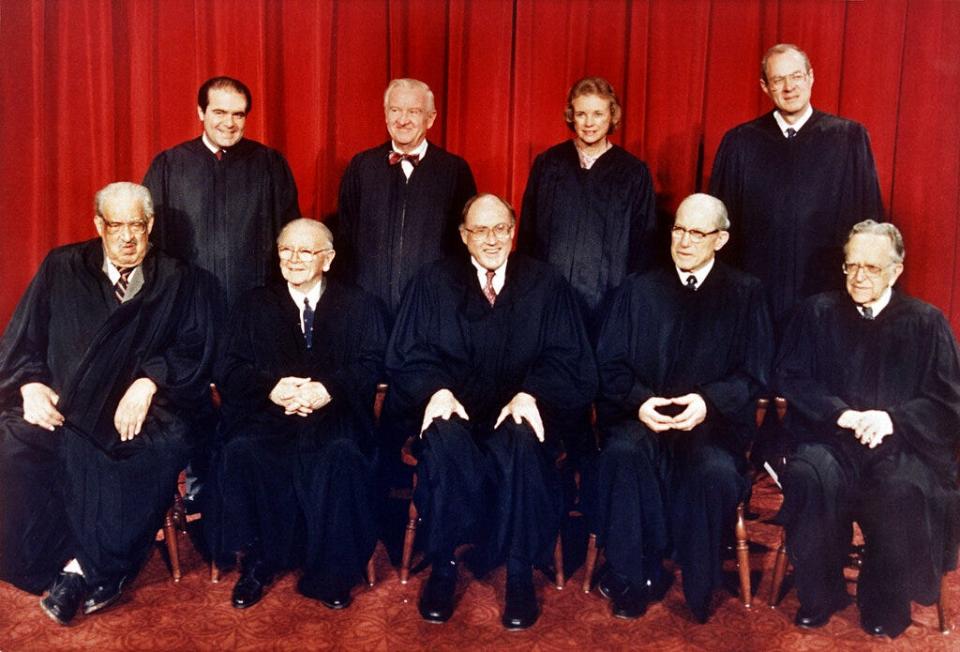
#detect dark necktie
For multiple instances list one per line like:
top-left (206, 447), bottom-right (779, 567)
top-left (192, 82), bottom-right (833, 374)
top-left (483, 270), bottom-right (497, 306)
top-left (786, 127), bottom-right (797, 139)
top-left (685, 274), bottom-right (698, 291)
top-left (215, 149), bottom-right (223, 161)
top-left (388, 151), bottom-right (421, 167)
top-left (303, 297), bottom-right (315, 348)
top-left (114, 267), bottom-right (133, 303)
top-left (861, 306), bottom-right (874, 320)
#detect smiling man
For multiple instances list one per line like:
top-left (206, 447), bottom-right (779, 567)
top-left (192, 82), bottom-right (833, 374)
top-left (205, 218), bottom-right (386, 611)
top-left (775, 220), bottom-right (960, 638)
top-left (0, 182), bottom-right (215, 625)
top-left (588, 193), bottom-right (773, 623)
top-left (386, 193), bottom-right (596, 630)
top-left (710, 44), bottom-right (883, 327)
top-left (336, 78), bottom-right (476, 317)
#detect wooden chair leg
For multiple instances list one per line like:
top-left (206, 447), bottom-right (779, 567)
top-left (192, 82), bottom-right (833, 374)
top-left (938, 573), bottom-right (950, 634)
top-left (210, 563), bottom-right (221, 583)
top-left (553, 533), bottom-right (564, 589)
top-left (163, 506), bottom-right (182, 582)
top-left (582, 533), bottom-right (599, 593)
top-left (399, 498), bottom-right (418, 584)
top-left (366, 556), bottom-right (377, 587)
top-left (735, 502), bottom-right (751, 607)
top-left (768, 531), bottom-right (788, 608)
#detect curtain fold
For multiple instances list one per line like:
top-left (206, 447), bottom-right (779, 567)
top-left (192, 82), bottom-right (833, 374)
top-left (0, 0), bottom-right (957, 333)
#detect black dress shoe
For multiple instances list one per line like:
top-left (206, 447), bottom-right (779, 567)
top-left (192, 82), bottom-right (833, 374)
top-left (502, 574), bottom-right (539, 630)
top-left (40, 572), bottom-right (86, 625)
top-left (298, 575), bottom-right (353, 610)
top-left (689, 597), bottom-right (711, 624)
top-left (612, 582), bottom-right (648, 620)
top-left (794, 594), bottom-right (850, 629)
top-left (646, 567), bottom-right (674, 602)
top-left (597, 568), bottom-right (629, 601)
top-left (83, 575), bottom-right (126, 615)
top-left (231, 560), bottom-right (273, 609)
top-left (418, 570), bottom-right (457, 623)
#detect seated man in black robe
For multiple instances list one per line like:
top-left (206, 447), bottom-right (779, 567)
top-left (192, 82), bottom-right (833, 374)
top-left (0, 182), bottom-right (215, 625)
top-left (775, 220), bottom-right (960, 638)
top-left (589, 193), bottom-right (773, 622)
top-left (386, 193), bottom-right (596, 630)
top-left (208, 219), bottom-right (386, 611)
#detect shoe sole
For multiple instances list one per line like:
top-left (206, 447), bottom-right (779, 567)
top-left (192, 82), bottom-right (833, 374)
top-left (39, 597), bottom-right (72, 626)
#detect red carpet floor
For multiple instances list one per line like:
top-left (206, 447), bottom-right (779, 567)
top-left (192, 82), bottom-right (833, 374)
top-left (1, 476), bottom-right (957, 651)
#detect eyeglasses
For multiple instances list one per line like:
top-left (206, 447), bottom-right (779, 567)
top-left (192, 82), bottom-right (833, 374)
top-left (99, 218), bottom-right (149, 234)
top-left (765, 71), bottom-right (809, 91)
top-left (278, 246), bottom-right (331, 262)
top-left (462, 223), bottom-right (514, 241)
top-left (671, 226), bottom-right (720, 244)
top-left (842, 262), bottom-right (893, 278)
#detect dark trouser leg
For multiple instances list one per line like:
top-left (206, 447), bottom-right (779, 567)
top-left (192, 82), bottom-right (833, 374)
top-left (414, 417), bottom-right (485, 563)
top-left (482, 420), bottom-right (562, 570)
top-left (298, 432), bottom-right (377, 589)
top-left (778, 443), bottom-right (852, 613)
top-left (586, 423), bottom-right (667, 589)
top-left (671, 442), bottom-right (747, 611)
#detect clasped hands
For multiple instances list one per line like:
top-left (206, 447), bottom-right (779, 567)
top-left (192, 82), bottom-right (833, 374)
top-left (420, 388), bottom-right (545, 442)
top-left (21, 377), bottom-right (157, 441)
top-left (638, 393), bottom-right (707, 432)
top-left (837, 409), bottom-right (893, 449)
top-left (269, 376), bottom-right (331, 417)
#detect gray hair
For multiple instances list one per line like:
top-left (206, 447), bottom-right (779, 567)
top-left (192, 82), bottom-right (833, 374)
top-left (846, 220), bottom-right (905, 263)
top-left (383, 78), bottom-right (436, 113)
top-left (94, 182), bottom-right (154, 219)
top-left (278, 217), bottom-right (334, 249)
top-left (675, 193), bottom-right (730, 231)
top-left (761, 43), bottom-right (812, 83)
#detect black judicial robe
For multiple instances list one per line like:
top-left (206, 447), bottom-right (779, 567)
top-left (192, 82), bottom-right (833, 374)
top-left (144, 136), bottom-right (300, 315)
top-left (709, 110), bottom-right (882, 324)
top-left (206, 280), bottom-right (386, 579)
top-left (590, 262), bottom-right (773, 607)
top-left (774, 291), bottom-right (960, 627)
top-left (336, 141), bottom-right (476, 316)
top-left (519, 140), bottom-right (658, 322)
top-left (385, 253), bottom-right (597, 447)
top-left (0, 240), bottom-right (215, 593)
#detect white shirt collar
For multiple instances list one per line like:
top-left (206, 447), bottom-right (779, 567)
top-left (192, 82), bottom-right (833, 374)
top-left (392, 139), bottom-right (428, 179)
top-left (675, 257), bottom-right (715, 290)
top-left (287, 279), bottom-right (325, 313)
top-left (773, 104), bottom-right (814, 137)
top-left (201, 132), bottom-right (222, 155)
top-left (470, 256), bottom-right (507, 295)
top-left (859, 286), bottom-right (893, 318)
top-left (102, 255), bottom-right (144, 301)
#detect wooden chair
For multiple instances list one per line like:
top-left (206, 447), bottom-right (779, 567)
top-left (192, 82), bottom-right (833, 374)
top-left (579, 400), bottom-right (769, 608)
top-left (763, 397), bottom-right (951, 634)
top-left (398, 438), bottom-right (567, 589)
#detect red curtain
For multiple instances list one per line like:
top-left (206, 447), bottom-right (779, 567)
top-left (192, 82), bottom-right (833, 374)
top-left (1, 0), bottom-right (958, 334)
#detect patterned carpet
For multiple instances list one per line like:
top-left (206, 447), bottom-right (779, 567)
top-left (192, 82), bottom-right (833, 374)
top-left (1, 477), bottom-right (957, 651)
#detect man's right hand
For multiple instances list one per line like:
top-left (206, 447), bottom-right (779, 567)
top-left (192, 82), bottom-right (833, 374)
top-left (638, 396), bottom-right (676, 433)
top-left (420, 388), bottom-right (469, 436)
top-left (20, 382), bottom-right (64, 431)
top-left (269, 376), bottom-right (312, 409)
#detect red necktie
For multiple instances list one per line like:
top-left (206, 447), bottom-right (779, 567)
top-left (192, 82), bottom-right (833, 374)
top-left (215, 149), bottom-right (223, 161)
top-left (483, 270), bottom-right (497, 306)
top-left (388, 151), bottom-right (420, 167)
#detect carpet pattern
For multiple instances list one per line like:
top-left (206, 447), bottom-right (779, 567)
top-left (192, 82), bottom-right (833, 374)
top-left (1, 477), bottom-right (957, 651)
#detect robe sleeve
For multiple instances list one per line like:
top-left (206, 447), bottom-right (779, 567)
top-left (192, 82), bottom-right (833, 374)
top-left (838, 123), bottom-right (884, 232)
top-left (517, 154), bottom-right (543, 256)
top-left (214, 292), bottom-right (282, 411)
top-left (0, 255), bottom-right (55, 406)
top-left (595, 281), bottom-right (656, 426)
top-left (143, 153), bottom-right (170, 250)
top-left (268, 148), bottom-right (301, 229)
top-left (709, 131), bottom-right (746, 269)
top-left (334, 157), bottom-right (363, 284)
top-left (627, 162), bottom-right (658, 275)
top-left (138, 268), bottom-right (217, 410)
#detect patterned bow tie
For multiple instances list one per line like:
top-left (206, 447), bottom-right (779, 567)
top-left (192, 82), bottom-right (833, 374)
top-left (388, 151), bottom-right (421, 167)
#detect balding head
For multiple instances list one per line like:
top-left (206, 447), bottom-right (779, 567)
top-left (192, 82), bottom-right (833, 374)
top-left (277, 218), bottom-right (336, 292)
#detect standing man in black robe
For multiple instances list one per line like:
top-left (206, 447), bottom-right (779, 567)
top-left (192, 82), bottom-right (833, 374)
top-left (143, 76), bottom-right (300, 505)
top-left (336, 78), bottom-right (476, 318)
top-left (589, 193), bottom-right (773, 622)
top-left (775, 220), bottom-right (960, 638)
top-left (519, 76), bottom-right (658, 331)
top-left (710, 44), bottom-right (883, 327)
top-left (386, 194), bottom-right (596, 630)
top-left (208, 219), bottom-right (386, 611)
top-left (0, 182), bottom-right (215, 626)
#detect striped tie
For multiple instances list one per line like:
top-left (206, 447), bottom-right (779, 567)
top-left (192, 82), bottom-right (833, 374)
top-left (114, 267), bottom-right (133, 303)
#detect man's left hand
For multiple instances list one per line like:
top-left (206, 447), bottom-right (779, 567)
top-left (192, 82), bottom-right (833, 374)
top-left (114, 377), bottom-right (157, 441)
top-left (286, 381), bottom-right (332, 417)
top-left (852, 410), bottom-right (894, 449)
top-left (494, 392), bottom-right (545, 442)
top-left (669, 393), bottom-right (707, 431)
